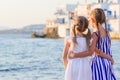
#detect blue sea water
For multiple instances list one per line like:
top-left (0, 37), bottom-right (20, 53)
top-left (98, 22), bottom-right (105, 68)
top-left (0, 34), bottom-right (120, 80)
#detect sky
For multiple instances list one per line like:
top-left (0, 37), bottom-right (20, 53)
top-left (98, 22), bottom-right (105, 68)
top-left (0, 0), bottom-right (96, 29)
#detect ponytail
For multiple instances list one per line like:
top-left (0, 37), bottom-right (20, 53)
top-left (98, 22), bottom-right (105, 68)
top-left (72, 25), bottom-right (77, 48)
top-left (83, 28), bottom-right (91, 50)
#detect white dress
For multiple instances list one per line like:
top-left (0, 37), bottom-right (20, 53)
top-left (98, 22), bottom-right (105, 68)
top-left (65, 36), bottom-right (92, 80)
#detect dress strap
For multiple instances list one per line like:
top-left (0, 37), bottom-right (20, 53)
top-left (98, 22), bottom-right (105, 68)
top-left (93, 32), bottom-right (101, 49)
top-left (93, 32), bottom-right (99, 37)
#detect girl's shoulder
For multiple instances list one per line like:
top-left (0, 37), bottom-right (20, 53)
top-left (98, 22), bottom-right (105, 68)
top-left (91, 32), bottom-right (99, 42)
top-left (92, 32), bottom-right (99, 37)
top-left (91, 32), bottom-right (99, 39)
top-left (92, 31), bottom-right (111, 38)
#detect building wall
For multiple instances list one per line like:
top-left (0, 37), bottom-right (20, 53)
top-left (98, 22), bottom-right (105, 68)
top-left (54, 2), bottom-right (120, 38)
top-left (109, 4), bottom-right (120, 18)
top-left (110, 19), bottom-right (120, 32)
top-left (111, 0), bottom-right (120, 3)
top-left (58, 24), bottom-right (67, 37)
top-left (109, 4), bottom-right (120, 34)
top-left (76, 5), bottom-right (88, 17)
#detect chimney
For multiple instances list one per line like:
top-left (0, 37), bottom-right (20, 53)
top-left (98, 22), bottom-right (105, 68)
top-left (98, 0), bottom-right (100, 3)
top-left (98, 0), bottom-right (104, 3)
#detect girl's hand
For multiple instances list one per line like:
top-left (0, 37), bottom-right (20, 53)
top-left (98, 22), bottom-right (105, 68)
top-left (63, 58), bottom-right (68, 69)
top-left (107, 56), bottom-right (114, 65)
top-left (69, 51), bottom-right (75, 59)
top-left (110, 57), bottom-right (114, 65)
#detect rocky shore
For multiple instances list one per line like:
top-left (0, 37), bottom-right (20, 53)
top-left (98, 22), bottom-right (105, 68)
top-left (110, 32), bottom-right (120, 40)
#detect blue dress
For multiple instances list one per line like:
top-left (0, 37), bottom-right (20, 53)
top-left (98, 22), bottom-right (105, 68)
top-left (92, 32), bottom-right (116, 80)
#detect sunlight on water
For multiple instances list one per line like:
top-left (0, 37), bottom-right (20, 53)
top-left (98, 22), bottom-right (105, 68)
top-left (0, 34), bottom-right (119, 80)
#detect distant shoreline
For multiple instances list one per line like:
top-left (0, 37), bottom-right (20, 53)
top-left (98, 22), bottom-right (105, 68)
top-left (111, 38), bottom-right (120, 40)
top-left (0, 33), bottom-right (120, 40)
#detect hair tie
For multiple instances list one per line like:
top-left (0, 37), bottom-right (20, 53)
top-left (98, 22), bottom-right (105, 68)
top-left (82, 28), bottom-right (88, 35)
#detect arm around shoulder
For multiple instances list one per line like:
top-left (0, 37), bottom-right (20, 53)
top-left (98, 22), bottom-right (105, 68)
top-left (69, 33), bottom-right (98, 59)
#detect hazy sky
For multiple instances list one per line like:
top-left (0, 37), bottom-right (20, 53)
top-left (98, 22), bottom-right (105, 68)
top-left (0, 0), bottom-right (95, 29)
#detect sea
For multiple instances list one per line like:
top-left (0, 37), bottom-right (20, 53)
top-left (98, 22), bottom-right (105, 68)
top-left (0, 34), bottom-right (120, 80)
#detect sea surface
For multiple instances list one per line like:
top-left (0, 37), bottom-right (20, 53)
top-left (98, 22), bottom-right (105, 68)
top-left (0, 34), bottom-right (120, 80)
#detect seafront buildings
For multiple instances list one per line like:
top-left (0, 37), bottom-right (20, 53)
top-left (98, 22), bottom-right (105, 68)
top-left (46, 0), bottom-right (120, 38)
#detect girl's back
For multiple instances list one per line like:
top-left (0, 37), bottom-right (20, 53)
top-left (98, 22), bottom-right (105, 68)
top-left (63, 16), bottom-right (92, 80)
top-left (94, 26), bottom-right (112, 56)
top-left (70, 37), bottom-right (87, 54)
top-left (65, 36), bottom-right (92, 80)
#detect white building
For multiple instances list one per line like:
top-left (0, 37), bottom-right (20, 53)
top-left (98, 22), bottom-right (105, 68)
top-left (46, 19), bottom-right (57, 28)
top-left (54, 4), bottom-right (77, 37)
top-left (91, 0), bottom-right (120, 38)
top-left (46, 0), bottom-right (120, 38)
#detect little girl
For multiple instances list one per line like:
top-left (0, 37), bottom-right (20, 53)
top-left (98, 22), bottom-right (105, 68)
top-left (62, 16), bottom-right (92, 80)
top-left (69, 8), bottom-right (117, 80)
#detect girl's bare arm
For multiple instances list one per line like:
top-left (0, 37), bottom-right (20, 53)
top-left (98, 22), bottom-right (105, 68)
top-left (69, 33), bottom-right (98, 58)
top-left (62, 38), bottom-right (70, 69)
top-left (95, 48), bottom-right (114, 65)
top-left (69, 33), bottom-right (114, 64)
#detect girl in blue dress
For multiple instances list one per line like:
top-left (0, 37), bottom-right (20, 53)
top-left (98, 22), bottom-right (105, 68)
top-left (69, 8), bottom-right (117, 80)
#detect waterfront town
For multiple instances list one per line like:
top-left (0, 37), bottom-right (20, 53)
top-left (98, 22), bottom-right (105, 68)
top-left (44, 0), bottom-right (120, 39)
top-left (1, 0), bottom-right (120, 39)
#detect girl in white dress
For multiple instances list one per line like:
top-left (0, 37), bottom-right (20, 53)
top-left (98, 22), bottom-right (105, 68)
top-left (62, 16), bottom-right (92, 80)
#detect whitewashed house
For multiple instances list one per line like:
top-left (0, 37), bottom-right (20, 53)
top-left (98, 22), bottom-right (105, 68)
top-left (46, 0), bottom-right (120, 38)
